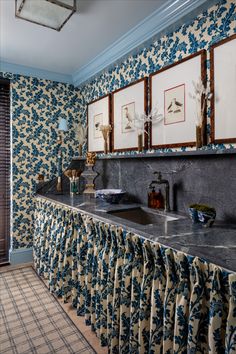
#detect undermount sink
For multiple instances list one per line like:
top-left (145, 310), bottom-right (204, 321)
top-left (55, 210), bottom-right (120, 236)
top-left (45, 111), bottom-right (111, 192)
top-left (107, 207), bottom-right (179, 225)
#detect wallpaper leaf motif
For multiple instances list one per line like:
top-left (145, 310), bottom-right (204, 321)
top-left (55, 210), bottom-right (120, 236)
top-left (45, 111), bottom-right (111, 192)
top-left (0, 73), bottom-right (81, 249)
top-left (0, 0), bottom-right (236, 249)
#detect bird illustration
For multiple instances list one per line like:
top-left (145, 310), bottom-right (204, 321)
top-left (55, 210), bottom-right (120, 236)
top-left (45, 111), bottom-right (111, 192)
top-left (167, 98), bottom-right (183, 113)
top-left (124, 107), bottom-right (133, 129)
top-left (95, 122), bottom-right (100, 130)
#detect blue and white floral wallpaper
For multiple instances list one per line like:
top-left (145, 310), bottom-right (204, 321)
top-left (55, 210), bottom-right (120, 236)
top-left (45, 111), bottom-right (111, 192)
top-left (0, 0), bottom-right (235, 250)
top-left (0, 73), bottom-right (81, 249)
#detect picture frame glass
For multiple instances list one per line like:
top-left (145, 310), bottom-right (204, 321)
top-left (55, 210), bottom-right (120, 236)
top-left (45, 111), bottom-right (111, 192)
top-left (113, 79), bottom-right (147, 151)
top-left (151, 52), bottom-right (205, 148)
top-left (213, 36), bottom-right (236, 142)
top-left (88, 95), bottom-right (110, 152)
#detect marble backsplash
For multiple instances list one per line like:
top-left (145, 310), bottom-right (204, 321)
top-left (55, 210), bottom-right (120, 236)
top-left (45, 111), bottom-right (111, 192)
top-left (93, 154), bottom-right (236, 222)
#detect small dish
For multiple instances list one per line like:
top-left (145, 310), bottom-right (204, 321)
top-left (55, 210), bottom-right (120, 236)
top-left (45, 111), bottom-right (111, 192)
top-left (96, 189), bottom-right (126, 204)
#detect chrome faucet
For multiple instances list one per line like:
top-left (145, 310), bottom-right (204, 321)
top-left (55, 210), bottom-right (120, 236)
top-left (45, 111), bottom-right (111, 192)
top-left (149, 171), bottom-right (170, 212)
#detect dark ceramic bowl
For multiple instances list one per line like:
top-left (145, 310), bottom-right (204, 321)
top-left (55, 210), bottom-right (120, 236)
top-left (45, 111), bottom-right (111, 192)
top-left (188, 207), bottom-right (199, 223)
top-left (96, 189), bottom-right (126, 204)
top-left (197, 210), bottom-right (216, 227)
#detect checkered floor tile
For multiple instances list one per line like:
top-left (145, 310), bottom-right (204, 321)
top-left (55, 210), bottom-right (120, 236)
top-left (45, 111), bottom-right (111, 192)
top-left (0, 267), bottom-right (96, 354)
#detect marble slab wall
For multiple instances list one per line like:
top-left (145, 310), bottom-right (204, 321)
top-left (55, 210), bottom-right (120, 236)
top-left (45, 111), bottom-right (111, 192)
top-left (94, 154), bottom-right (236, 222)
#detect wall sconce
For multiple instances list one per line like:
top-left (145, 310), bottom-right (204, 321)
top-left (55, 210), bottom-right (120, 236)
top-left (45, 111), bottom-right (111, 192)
top-left (58, 117), bottom-right (68, 143)
top-left (56, 117), bottom-right (68, 194)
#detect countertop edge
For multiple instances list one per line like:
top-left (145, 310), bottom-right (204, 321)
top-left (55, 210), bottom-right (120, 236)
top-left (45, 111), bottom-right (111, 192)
top-left (35, 194), bottom-right (236, 274)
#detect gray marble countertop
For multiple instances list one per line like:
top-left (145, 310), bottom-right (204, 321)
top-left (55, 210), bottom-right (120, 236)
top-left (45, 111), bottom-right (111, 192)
top-left (36, 193), bottom-right (236, 273)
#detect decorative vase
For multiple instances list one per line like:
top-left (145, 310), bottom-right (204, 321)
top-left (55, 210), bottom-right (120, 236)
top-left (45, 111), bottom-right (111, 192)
top-left (198, 210), bottom-right (216, 227)
top-left (81, 165), bottom-right (98, 196)
top-left (78, 144), bottom-right (82, 156)
top-left (188, 207), bottom-right (216, 227)
top-left (104, 138), bottom-right (108, 154)
top-left (138, 134), bottom-right (143, 152)
top-left (56, 176), bottom-right (62, 193)
top-left (196, 125), bottom-right (203, 149)
top-left (80, 153), bottom-right (98, 198)
top-left (188, 207), bottom-right (199, 223)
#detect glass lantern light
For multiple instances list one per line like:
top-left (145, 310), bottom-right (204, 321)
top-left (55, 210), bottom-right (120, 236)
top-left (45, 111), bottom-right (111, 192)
top-left (15, 0), bottom-right (76, 31)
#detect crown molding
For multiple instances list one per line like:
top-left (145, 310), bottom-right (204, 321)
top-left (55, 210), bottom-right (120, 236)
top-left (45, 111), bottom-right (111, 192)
top-left (72, 0), bottom-right (212, 87)
top-left (0, 60), bottom-right (73, 84)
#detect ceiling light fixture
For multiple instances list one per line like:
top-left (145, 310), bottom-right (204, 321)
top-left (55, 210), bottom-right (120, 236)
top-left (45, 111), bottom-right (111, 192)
top-left (15, 0), bottom-right (76, 31)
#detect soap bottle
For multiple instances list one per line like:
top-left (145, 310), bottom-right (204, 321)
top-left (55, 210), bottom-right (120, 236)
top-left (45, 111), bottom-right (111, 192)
top-left (148, 187), bottom-right (164, 209)
top-left (155, 189), bottom-right (164, 209)
top-left (148, 186), bottom-right (158, 209)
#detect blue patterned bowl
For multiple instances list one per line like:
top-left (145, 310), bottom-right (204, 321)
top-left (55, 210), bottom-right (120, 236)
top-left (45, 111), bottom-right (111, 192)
top-left (197, 210), bottom-right (216, 227)
top-left (188, 207), bottom-right (199, 223)
top-left (96, 189), bottom-right (126, 204)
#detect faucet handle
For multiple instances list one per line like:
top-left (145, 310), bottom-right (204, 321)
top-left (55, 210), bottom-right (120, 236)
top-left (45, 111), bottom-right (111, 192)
top-left (154, 171), bottom-right (162, 180)
top-left (149, 183), bottom-right (155, 190)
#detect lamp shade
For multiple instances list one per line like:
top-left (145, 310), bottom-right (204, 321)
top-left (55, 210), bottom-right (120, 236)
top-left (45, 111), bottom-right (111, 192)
top-left (58, 118), bottom-right (68, 132)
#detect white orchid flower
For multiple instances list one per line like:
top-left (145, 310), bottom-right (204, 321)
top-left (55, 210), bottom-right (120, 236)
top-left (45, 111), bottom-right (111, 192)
top-left (189, 77), bottom-right (212, 127)
top-left (134, 107), bottom-right (164, 135)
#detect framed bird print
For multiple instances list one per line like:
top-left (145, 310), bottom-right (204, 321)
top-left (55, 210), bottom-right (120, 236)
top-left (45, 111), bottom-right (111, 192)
top-left (150, 50), bottom-right (206, 149)
top-left (210, 34), bottom-right (236, 144)
top-left (111, 78), bottom-right (148, 152)
top-left (164, 84), bottom-right (185, 125)
top-left (87, 94), bottom-right (111, 152)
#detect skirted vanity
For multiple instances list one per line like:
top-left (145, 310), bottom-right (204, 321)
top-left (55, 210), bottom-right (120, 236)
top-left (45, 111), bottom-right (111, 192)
top-left (33, 194), bottom-right (236, 354)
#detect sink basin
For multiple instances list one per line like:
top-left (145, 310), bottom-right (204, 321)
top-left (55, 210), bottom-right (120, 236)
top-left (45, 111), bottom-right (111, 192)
top-left (107, 207), bottom-right (179, 225)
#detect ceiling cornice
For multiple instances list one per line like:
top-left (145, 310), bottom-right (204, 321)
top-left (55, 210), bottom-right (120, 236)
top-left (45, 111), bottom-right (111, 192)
top-left (0, 60), bottom-right (73, 84)
top-left (72, 0), bottom-right (211, 87)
